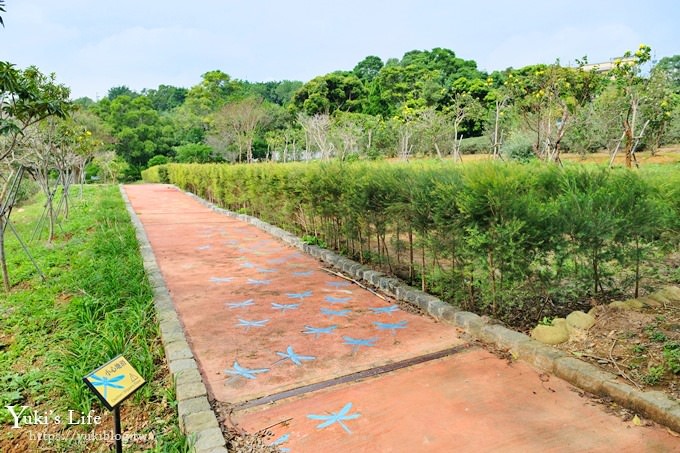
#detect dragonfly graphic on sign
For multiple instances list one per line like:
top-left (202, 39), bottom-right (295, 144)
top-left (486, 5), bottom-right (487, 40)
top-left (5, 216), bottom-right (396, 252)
top-left (88, 374), bottom-right (125, 400)
top-left (307, 402), bottom-right (361, 434)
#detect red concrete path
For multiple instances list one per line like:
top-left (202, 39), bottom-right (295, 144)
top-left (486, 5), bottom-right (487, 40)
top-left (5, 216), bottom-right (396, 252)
top-left (124, 184), bottom-right (679, 452)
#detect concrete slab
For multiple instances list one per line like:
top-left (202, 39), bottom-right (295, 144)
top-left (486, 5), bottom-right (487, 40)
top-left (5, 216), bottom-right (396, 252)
top-left (235, 349), bottom-right (677, 452)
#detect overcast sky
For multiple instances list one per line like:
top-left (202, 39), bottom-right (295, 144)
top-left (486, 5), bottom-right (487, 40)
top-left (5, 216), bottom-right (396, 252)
top-left (1, 1), bottom-right (678, 100)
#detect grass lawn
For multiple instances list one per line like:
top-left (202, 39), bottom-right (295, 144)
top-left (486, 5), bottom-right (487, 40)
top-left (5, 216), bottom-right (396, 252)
top-left (0, 184), bottom-right (190, 452)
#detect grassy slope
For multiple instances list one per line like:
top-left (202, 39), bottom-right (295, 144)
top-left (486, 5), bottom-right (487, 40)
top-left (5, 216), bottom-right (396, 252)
top-left (0, 185), bottom-right (189, 452)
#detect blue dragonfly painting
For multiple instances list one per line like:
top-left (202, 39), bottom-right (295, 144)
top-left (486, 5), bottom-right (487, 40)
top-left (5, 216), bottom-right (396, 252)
top-left (370, 304), bottom-right (400, 315)
top-left (210, 276), bottom-right (234, 283)
top-left (274, 346), bottom-right (316, 366)
top-left (286, 290), bottom-right (312, 299)
top-left (224, 361), bottom-right (269, 380)
top-left (343, 336), bottom-right (377, 355)
top-left (303, 325), bottom-right (337, 339)
top-left (235, 318), bottom-right (269, 332)
top-left (270, 433), bottom-right (290, 452)
top-left (226, 299), bottom-right (255, 309)
top-left (272, 303), bottom-right (300, 313)
top-left (293, 270), bottom-right (314, 277)
top-left (327, 281), bottom-right (351, 288)
top-left (268, 257), bottom-right (287, 264)
top-left (247, 278), bottom-right (271, 285)
top-left (374, 320), bottom-right (408, 334)
top-left (257, 268), bottom-right (277, 273)
top-left (307, 402), bottom-right (361, 434)
top-left (88, 374), bottom-right (125, 400)
top-left (321, 308), bottom-right (351, 318)
top-left (324, 296), bottom-right (352, 304)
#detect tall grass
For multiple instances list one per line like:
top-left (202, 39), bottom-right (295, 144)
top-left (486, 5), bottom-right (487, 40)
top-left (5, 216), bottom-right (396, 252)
top-left (0, 185), bottom-right (189, 452)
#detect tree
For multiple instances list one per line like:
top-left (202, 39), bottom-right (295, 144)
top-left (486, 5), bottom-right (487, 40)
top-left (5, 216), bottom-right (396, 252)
top-left (107, 85), bottom-right (137, 101)
top-left (210, 97), bottom-right (268, 163)
top-left (143, 84), bottom-right (187, 111)
top-left (609, 44), bottom-right (653, 168)
top-left (297, 113), bottom-right (334, 160)
top-left (174, 143), bottom-right (215, 163)
top-left (0, 63), bottom-right (71, 290)
top-left (291, 72), bottom-right (366, 115)
top-left (353, 56), bottom-right (384, 82)
top-left (507, 62), bottom-right (602, 163)
top-left (1, 0), bottom-right (6, 27)
top-left (655, 55), bottom-right (680, 93)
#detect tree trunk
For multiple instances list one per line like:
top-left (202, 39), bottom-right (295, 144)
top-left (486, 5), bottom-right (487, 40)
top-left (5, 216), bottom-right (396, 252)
top-left (0, 217), bottom-right (9, 291)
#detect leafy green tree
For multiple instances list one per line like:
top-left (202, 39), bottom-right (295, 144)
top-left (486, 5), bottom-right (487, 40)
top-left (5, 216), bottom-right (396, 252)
top-left (609, 44), bottom-right (653, 167)
top-left (97, 95), bottom-right (175, 172)
top-left (291, 72), bottom-right (366, 115)
top-left (209, 97), bottom-right (269, 163)
top-left (107, 85), bottom-right (137, 100)
top-left (143, 84), bottom-right (188, 111)
top-left (0, 63), bottom-right (71, 290)
top-left (655, 55), bottom-right (680, 93)
top-left (353, 56), bottom-right (384, 82)
top-left (174, 143), bottom-right (215, 163)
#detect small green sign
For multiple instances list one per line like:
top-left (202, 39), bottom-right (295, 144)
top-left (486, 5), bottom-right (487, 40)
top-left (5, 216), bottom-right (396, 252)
top-left (83, 355), bottom-right (145, 411)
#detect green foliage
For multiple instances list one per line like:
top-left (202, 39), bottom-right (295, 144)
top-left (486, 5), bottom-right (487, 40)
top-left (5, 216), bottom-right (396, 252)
top-left (502, 133), bottom-right (535, 162)
top-left (302, 235), bottom-right (327, 248)
top-left (663, 342), bottom-right (680, 374)
top-left (148, 154), bottom-right (170, 167)
top-left (643, 365), bottom-right (666, 385)
top-left (458, 135), bottom-right (489, 154)
top-left (173, 143), bottom-right (215, 163)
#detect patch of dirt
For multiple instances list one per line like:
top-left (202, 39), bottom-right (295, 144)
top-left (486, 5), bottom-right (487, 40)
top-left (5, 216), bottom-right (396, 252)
top-left (554, 301), bottom-right (680, 402)
top-left (214, 403), bottom-right (280, 453)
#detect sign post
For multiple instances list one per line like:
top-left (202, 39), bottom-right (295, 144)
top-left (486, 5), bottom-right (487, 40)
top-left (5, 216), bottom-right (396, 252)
top-left (83, 355), bottom-right (146, 452)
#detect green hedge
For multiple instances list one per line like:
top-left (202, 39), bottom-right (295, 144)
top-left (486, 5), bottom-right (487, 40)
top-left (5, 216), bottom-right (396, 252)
top-left (142, 161), bottom-right (680, 326)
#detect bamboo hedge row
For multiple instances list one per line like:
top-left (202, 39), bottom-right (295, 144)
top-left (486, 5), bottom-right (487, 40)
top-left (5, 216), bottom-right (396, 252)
top-left (142, 161), bottom-right (680, 326)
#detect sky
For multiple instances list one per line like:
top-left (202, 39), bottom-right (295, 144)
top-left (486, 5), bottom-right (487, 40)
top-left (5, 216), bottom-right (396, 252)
top-left (1, 0), bottom-right (678, 100)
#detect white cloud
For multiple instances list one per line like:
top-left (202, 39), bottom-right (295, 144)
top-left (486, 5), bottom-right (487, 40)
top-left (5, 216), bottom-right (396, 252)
top-left (483, 23), bottom-right (642, 71)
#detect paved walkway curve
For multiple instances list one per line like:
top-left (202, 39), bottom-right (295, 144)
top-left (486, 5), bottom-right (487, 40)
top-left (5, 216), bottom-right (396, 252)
top-left (124, 184), bottom-right (678, 452)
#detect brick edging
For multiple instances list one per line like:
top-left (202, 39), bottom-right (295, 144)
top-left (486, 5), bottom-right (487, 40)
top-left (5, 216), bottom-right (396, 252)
top-left (119, 186), bottom-right (228, 453)
top-left (180, 186), bottom-right (680, 434)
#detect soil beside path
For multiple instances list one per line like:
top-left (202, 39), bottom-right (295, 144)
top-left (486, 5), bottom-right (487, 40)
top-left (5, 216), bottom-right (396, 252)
top-left (124, 184), bottom-right (679, 452)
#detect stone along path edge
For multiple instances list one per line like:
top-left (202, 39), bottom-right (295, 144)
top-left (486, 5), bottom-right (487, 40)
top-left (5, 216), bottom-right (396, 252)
top-left (175, 185), bottom-right (680, 435)
top-left (120, 186), bottom-right (228, 453)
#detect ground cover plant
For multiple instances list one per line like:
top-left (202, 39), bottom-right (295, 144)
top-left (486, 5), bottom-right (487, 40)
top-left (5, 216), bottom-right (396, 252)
top-left (0, 185), bottom-right (189, 452)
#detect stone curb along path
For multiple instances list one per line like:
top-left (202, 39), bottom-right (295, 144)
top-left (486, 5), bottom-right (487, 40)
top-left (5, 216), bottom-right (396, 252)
top-left (121, 184), bottom-right (680, 451)
top-left (120, 186), bottom-right (228, 453)
top-left (176, 188), bottom-right (680, 436)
